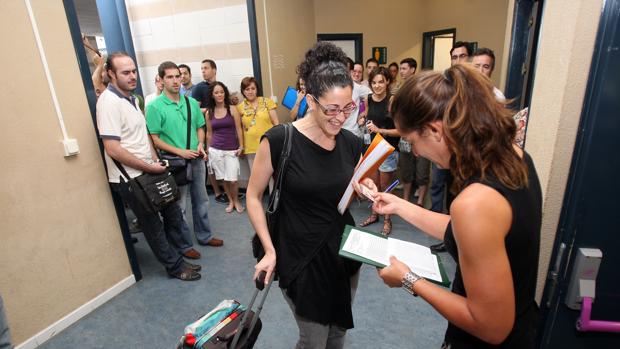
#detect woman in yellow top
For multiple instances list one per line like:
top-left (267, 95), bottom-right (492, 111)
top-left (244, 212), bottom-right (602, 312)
top-left (237, 76), bottom-right (279, 172)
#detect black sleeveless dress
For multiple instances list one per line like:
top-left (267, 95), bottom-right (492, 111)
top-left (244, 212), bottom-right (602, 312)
top-left (443, 152), bottom-right (542, 348)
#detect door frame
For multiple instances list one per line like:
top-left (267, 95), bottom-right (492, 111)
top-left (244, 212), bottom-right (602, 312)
top-left (317, 33), bottom-right (364, 63)
top-left (538, 0), bottom-right (620, 345)
top-left (421, 28), bottom-right (456, 70)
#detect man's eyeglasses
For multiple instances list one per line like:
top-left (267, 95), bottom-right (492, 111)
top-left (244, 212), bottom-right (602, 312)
top-left (309, 95), bottom-right (357, 117)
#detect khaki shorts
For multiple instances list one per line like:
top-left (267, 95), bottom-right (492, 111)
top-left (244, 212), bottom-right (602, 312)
top-left (399, 151), bottom-right (430, 185)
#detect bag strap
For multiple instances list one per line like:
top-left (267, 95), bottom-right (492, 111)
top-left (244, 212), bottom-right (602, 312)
top-left (109, 99), bottom-right (163, 182)
top-left (266, 123), bottom-right (294, 214)
top-left (184, 96), bottom-right (191, 150)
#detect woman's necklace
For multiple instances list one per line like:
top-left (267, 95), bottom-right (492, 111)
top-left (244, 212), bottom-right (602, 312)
top-left (244, 99), bottom-right (260, 131)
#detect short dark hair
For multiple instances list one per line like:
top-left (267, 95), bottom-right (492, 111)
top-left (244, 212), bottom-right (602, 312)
top-left (158, 61), bottom-right (179, 78)
top-left (472, 47), bottom-right (496, 71)
top-left (368, 66), bottom-right (391, 92)
top-left (365, 58), bottom-right (379, 67)
top-left (240, 76), bottom-right (261, 99)
top-left (399, 57), bottom-right (418, 71)
top-left (201, 59), bottom-right (217, 70)
top-left (345, 57), bottom-right (355, 71)
top-left (388, 62), bottom-right (399, 70)
top-left (450, 41), bottom-right (472, 56)
top-left (105, 51), bottom-right (131, 73)
top-left (178, 64), bottom-right (191, 74)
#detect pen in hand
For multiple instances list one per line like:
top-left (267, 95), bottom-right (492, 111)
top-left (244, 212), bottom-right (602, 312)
top-left (368, 179), bottom-right (400, 207)
top-left (384, 179), bottom-right (400, 194)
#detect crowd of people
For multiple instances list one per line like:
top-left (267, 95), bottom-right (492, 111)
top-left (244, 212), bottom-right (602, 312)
top-left (92, 37), bottom-right (540, 348)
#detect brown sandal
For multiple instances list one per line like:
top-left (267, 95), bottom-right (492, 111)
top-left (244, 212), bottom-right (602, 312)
top-left (381, 218), bottom-right (392, 236)
top-left (359, 213), bottom-right (379, 227)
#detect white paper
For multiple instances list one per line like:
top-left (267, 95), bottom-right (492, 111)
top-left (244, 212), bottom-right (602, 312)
top-left (387, 239), bottom-right (442, 281)
top-left (341, 228), bottom-right (389, 265)
top-left (341, 228), bottom-right (444, 283)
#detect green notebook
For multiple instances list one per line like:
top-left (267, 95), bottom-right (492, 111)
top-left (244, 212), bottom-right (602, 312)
top-left (339, 225), bottom-right (451, 287)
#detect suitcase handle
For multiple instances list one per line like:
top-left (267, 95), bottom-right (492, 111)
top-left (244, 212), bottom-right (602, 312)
top-left (230, 272), bottom-right (273, 349)
top-left (255, 271), bottom-right (266, 291)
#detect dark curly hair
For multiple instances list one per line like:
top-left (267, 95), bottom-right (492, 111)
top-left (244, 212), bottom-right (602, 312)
top-left (206, 81), bottom-right (231, 119)
top-left (391, 63), bottom-right (527, 193)
top-left (296, 42), bottom-right (352, 98)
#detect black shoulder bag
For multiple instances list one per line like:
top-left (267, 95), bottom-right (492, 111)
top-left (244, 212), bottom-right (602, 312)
top-left (160, 96), bottom-right (193, 186)
top-left (113, 158), bottom-right (180, 214)
top-left (252, 123), bottom-right (294, 260)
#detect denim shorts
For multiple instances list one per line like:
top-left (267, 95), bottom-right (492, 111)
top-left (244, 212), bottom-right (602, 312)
top-left (379, 151), bottom-right (399, 173)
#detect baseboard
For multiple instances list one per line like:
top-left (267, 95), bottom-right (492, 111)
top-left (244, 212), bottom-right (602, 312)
top-left (15, 275), bottom-right (136, 349)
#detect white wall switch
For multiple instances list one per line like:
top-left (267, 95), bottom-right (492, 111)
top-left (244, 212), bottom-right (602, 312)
top-left (62, 138), bottom-right (80, 157)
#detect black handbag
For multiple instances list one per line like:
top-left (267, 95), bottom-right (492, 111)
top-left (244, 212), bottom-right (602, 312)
top-left (160, 96), bottom-right (194, 186)
top-left (113, 159), bottom-right (180, 214)
top-left (252, 124), bottom-right (294, 260)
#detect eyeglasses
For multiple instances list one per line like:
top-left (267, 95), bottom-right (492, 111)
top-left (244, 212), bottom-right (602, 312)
top-left (309, 95), bottom-right (357, 117)
top-left (451, 53), bottom-right (469, 61)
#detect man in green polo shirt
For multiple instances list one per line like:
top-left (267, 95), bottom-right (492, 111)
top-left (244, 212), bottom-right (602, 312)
top-left (147, 61), bottom-right (223, 251)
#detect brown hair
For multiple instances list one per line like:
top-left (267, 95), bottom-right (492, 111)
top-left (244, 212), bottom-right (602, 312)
top-left (368, 66), bottom-right (391, 94)
top-left (240, 76), bottom-right (261, 99)
top-left (391, 63), bottom-right (527, 193)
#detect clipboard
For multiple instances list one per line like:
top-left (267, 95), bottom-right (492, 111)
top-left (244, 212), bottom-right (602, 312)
top-left (339, 225), bottom-right (451, 287)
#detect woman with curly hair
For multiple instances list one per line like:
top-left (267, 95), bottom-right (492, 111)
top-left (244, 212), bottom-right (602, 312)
top-left (357, 64), bottom-right (542, 348)
top-left (248, 42), bottom-right (363, 348)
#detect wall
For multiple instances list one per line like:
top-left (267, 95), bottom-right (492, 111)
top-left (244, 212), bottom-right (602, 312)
top-left (255, 0), bottom-right (316, 122)
top-left (312, 0), bottom-right (510, 89)
top-left (421, 0), bottom-right (511, 89)
top-left (313, 0), bottom-right (425, 78)
top-left (126, 0), bottom-right (254, 96)
top-left (524, 0), bottom-right (604, 300)
top-left (0, 0), bottom-right (132, 344)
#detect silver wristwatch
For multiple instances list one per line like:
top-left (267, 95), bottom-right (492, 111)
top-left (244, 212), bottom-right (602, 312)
top-left (402, 271), bottom-right (422, 297)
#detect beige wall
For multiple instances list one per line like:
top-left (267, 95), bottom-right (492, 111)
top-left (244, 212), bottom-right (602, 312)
top-left (313, 0), bottom-right (425, 79)
top-left (421, 0), bottom-right (511, 88)
top-left (255, 0), bottom-right (316, 122)
top-left (0, 0), bottom-right (132, 344)
top-left (524, 0), bottom-right (604, 300)
top-left (312, 0), bottom-right (510, 88)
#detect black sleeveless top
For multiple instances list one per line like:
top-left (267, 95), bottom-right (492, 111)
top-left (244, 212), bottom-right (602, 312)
top-left (443, 152), bottom-right (542, 348)
top-left (366, 94), bottom-right (399, 149)
top-left (264, 125), bottom-right (363, 329)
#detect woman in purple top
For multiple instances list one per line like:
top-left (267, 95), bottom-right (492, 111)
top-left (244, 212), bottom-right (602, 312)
top-left (205, 82), bottom-right (245, 213)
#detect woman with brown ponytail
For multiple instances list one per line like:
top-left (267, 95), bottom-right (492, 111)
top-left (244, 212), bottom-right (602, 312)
top-left (356, 64), bottom-right (542, 348)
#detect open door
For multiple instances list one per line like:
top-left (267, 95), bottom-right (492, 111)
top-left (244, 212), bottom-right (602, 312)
top-left (539, 0), bottom-right (620, 347)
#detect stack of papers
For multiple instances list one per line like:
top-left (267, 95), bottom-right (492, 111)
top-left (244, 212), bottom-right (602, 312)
top-left (337, 134), bottom-right (395, 214)
top-left (339, 225), bottom-right (450, 286)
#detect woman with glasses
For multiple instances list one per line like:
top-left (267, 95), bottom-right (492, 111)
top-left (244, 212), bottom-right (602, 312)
top-left (358, 66), bottom-right (400, 236)
top-left (237, 77), bottom-right (279, 173)
top-left (247, 42), bottom-right (363, 349)
top-left (357, 64), bottom-right (542, 348)
top-left (205, 82), bottom-right (245, 213)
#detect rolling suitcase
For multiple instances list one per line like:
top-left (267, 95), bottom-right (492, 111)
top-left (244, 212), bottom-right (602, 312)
top-left (177, 271), bottom-right (273, 349)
